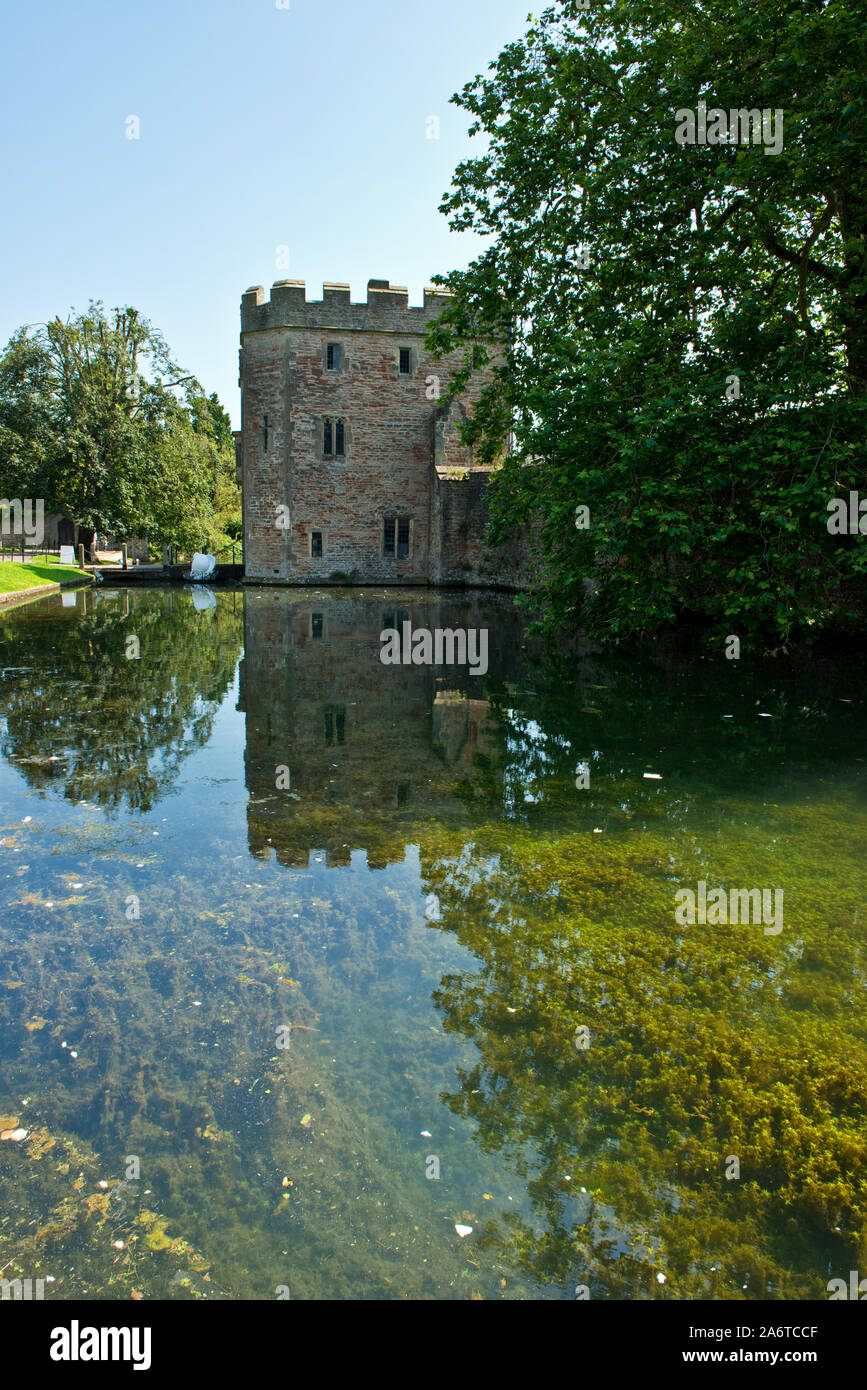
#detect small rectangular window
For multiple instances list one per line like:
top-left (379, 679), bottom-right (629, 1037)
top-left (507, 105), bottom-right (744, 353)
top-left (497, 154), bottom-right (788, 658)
top-left (384, 518), bottom-right (411, 558)
top-left (324, 419), bottom-right (332, 455)
top-left (399, 347), bottom-right (411, 375)
top-left (335, 419), bottom-right (345, 456)
top-left (312, 613), bottom-right (323, 638)
top-left (311, 531), bottom-right (322, 558)
top-left (262, 414), bottom-right (268, 451)
top-left (324, 704), bottom-right (345, 744)
top-left (326, 344), bottom-right (341, 371)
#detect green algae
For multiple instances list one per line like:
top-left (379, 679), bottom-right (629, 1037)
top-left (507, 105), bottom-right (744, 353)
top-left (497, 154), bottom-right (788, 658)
top-left (0, 586), bottom-right (864, 1299)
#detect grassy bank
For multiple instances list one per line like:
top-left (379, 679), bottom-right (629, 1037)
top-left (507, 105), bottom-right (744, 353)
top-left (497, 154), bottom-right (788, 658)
top-left (0, 557), bottom-right (90, 594)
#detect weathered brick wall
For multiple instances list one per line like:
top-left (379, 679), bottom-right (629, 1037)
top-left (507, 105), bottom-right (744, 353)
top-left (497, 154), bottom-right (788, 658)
top-left (239, 329), bottom-right (290, 580)
top-left (239, 278), bottom-right (531, 590)
top-left (431, 471), bottom-right (534, 589)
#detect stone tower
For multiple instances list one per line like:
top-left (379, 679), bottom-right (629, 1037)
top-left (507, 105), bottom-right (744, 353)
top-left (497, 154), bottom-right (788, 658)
top-left (237, 277), bottom-right (523, 587)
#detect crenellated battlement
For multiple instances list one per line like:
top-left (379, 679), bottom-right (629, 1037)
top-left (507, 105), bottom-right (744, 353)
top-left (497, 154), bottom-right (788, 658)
top-left (241, 277), bottom-right (454, 335)
top-left (237, 269), bottom-right (529, 589)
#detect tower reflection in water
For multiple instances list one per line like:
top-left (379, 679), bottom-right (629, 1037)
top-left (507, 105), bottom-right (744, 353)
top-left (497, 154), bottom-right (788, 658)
top-left (238, 588), bottom-right (525, 869)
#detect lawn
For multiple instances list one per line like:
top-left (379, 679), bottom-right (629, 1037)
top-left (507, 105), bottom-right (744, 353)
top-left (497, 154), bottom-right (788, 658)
top-left (0, 557), bottom-right (91, 594)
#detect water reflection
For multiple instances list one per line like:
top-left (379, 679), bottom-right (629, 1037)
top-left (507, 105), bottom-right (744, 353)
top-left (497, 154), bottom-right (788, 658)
top-left (0, 585), bottom-right (864, 1300)
top-left (0, 587), bottom-right (243, 813)
top-left (239, 589), bottom-right (520, 868)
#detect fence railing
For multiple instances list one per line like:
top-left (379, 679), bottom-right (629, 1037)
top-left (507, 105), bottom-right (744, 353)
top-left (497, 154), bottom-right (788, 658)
top-left (0, 542), bottom-right (243, 567)
top-left (162, 545), bottom-right (242, 567)
top-left (0, 542), bottom-right (62, 563)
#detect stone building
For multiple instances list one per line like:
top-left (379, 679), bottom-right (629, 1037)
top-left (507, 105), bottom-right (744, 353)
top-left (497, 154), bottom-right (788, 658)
top-left (236, 278), bottom-right (528, 588)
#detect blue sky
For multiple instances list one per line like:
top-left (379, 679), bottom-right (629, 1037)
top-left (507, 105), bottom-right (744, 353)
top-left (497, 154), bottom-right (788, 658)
top-left (0, 0), bottom-right (531, 426)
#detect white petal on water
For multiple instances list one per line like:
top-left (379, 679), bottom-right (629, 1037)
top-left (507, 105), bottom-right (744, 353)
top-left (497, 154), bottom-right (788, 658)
top-left (454, 1224), bottom-right (473, 1238)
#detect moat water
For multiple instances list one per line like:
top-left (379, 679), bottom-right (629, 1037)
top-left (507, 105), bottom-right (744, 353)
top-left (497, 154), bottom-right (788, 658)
top-left (0, 585), bottom-right (865, 1300)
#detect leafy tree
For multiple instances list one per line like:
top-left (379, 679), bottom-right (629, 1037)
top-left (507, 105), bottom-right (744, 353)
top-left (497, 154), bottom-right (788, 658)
top-left (190, 392), bottom-right (242, 546)
top-left (429, 0), bottom-right (867, 647)
top-left (0, 302), bottom-right (240, 555)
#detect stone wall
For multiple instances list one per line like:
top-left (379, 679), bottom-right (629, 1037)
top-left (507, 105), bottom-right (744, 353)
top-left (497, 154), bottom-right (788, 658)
top-left (239, 278), bottom-right (531, 590)
top-left (430, 469), bottom-right (532, 590)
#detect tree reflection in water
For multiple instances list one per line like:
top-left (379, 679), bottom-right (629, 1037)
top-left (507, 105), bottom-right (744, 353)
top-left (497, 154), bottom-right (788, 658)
top-left (0, 586), bottom-right (243, 813)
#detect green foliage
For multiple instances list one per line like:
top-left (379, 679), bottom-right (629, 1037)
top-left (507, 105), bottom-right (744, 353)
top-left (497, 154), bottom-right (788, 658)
top-left (418, 633), bottom-right (867, 1297)
top-left (0, 302), bottom-right (241, 553)
top-left (429, 0), bottom-right (867, 647)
